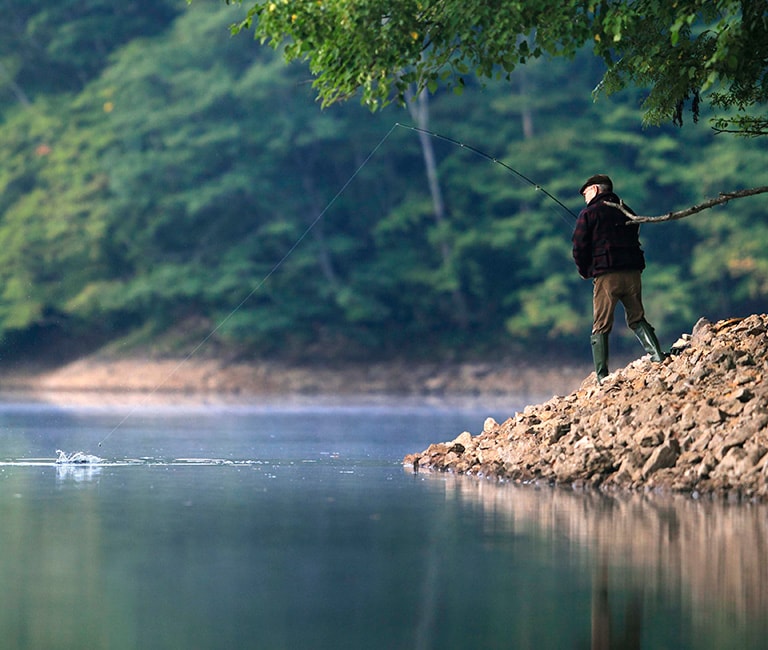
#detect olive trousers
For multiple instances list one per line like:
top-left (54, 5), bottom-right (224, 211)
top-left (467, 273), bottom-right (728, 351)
top-left (592, 270), bottom-right (645, 335)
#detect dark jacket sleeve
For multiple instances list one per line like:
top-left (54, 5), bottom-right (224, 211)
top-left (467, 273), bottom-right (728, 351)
top-left (572, 211), bottom-right (592, 279)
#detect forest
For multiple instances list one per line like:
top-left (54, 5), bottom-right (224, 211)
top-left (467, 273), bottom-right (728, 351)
top-left (0, 0), bottom-right (765, 364)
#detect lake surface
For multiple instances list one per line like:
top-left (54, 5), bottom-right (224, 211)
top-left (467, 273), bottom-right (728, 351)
top-left (0, 394), bottom-right (766, 649)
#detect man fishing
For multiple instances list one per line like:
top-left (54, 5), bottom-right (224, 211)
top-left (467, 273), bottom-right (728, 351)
top-left (572, 174), bottom-right (666, 383)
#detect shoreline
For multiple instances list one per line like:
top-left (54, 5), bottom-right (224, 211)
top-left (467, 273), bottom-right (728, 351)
top-left (0, 356), bottom-right (592, 404)
top-left (404, 315), bottom-right (768, 502)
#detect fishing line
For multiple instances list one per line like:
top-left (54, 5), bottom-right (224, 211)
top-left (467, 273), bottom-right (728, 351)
top-left (97, 123), bottom-right (400, 447)
top-left (394, 122), bottom-right (578, 225)
top-left (97, 120), bottom-right (574, 448)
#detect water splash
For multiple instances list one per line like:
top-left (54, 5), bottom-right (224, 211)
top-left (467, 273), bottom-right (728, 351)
top-left (0, 454), bottom-right (271, 468)
top-left (55, 449), bottom-right (103, 465)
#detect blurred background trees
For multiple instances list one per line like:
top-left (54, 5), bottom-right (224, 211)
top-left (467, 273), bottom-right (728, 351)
top-left (0, 2), bottom-right (765, 363)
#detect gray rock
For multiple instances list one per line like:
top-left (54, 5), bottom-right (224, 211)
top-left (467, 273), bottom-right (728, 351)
top-left (405, 314), bottom-right (768, 501)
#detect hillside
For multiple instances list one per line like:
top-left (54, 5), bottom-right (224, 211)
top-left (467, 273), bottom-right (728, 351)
top-left (404, 314), bottom-right (768, 501)
top-left (1, 5), bottom-right (767, 362)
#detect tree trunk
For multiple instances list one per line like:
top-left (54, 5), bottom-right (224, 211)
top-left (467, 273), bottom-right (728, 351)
top-left (518, 68), bottom-right (534, 140)
top-left (0, 61), bottom-right (31, 107)
top-left (406, 89), bottom-right (470, 329)
top-left (300, 167), bottom-right (339, 287)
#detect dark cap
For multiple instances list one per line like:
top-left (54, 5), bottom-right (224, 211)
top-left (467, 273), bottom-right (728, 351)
top-left (579, 174), bottom-right (613, 195)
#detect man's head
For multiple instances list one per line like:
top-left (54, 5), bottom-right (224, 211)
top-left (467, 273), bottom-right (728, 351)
top-left (579, 174), bottom-right (613, 203)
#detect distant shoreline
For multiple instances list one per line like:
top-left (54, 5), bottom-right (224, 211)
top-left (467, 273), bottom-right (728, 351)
top-left (0, 356), bottom-right (592, 403)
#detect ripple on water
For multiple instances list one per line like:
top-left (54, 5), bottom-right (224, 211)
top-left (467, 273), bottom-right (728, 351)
top-left (0, 452), bottom-right (277, 468)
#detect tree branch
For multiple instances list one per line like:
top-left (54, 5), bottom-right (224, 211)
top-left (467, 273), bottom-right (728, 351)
top-left (605, 186), bottom-right (768, 223)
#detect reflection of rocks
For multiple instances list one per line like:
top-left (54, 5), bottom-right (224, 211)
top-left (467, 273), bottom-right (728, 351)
top-left (405, 314), bottom-right (768, 500)
top-left (425, 474), bottom-right (768, 628)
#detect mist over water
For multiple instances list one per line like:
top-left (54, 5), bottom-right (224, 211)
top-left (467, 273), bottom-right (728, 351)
top-left (0, 396), bottom-right (765, 649)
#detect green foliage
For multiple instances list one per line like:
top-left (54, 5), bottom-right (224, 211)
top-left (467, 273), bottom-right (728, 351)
top-left (0, 0), bottom-right (181, 106)
top-left (686, 141), bottom-right (768, 314)
top-left (225, 0), bottom-right (590, 110)
top-left (593, 0), bottom-right (768, 134)
top-left (224, 0), bottom-right (768, 135)
top-left (0, 2), bottom-right (765, 362)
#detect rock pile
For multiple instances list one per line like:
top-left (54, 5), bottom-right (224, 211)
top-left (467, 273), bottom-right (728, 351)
top-left (404, 314), bottom-right (768, 500)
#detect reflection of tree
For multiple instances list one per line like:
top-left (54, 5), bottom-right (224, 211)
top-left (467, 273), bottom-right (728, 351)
top-left (591, 561), bottom-right (642, 650)
top-left (425, 474), bottom-right (768, 646)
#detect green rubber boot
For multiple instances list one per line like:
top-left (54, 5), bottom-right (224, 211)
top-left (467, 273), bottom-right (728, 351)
top-left (632, 319), bottom-right (665, 362)
top-left (590, 333), bottom-right (610, 384)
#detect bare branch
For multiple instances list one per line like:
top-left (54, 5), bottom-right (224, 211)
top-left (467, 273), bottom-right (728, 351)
top-left (606, 186), bottom-right (768, 224)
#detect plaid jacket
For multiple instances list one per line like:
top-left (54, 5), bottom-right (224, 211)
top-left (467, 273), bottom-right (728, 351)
top-left (572, 191), bottom-right (646, 279)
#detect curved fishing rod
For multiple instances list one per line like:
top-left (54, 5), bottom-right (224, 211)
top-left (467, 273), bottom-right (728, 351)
top-left (95, 121), bottom-right (574, 450)
top-left (395, 122), bottom-right (578, 225)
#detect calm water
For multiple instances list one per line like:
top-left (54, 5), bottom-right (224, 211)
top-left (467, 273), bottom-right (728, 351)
top-left (0, 394), bottom-right (766, 649)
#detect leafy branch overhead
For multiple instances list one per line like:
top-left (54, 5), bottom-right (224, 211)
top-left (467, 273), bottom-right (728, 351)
top-left (218, 0), bottom-right (768, 136)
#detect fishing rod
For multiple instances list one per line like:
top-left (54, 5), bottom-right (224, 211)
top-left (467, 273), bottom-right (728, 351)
top-left (95, 121), bottom-right (575, 449)
top-left (395, 122), bottom-right (579, 224)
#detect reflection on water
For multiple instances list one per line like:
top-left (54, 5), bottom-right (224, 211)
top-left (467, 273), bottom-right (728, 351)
top-left (55, 462), bottom-right (103, 483)
top-left (0, 399), bottom-right (766, 649)
top-left (423, 473), bottom-right (768, 649)
top-left (591, 561), bottom-right (642, 650)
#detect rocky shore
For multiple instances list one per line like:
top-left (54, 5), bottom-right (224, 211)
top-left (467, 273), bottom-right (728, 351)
top-left (404, 314), bottom-right (768, 501)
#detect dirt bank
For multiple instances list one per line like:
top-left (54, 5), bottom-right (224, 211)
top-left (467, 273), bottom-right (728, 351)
top-left (404, 314), bottom-right (768, 501)
top-left (0, 354), bottom-right (589, 401)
